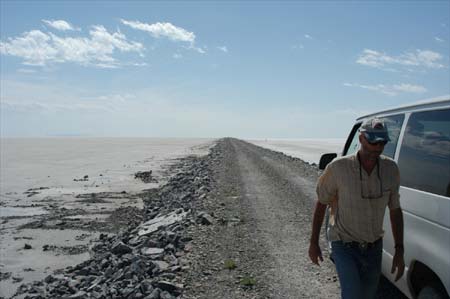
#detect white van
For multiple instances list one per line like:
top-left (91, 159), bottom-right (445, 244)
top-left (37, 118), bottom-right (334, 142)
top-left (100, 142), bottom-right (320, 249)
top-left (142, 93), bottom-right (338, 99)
top-left (320, 96), bottom-right (450, 299)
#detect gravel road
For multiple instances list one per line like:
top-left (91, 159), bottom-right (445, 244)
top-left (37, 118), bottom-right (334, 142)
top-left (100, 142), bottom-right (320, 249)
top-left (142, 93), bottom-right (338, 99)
top-left (184, 138), bottom-right (407, 299)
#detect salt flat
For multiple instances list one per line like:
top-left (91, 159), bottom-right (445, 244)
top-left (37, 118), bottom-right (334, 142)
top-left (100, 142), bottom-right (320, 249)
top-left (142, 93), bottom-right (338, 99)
top-left (246, 138), bottom-right (346, 165)
top-left (0, 137), bottom-right (214, 298)
top-left (1, 138), bottom-right (214, 199)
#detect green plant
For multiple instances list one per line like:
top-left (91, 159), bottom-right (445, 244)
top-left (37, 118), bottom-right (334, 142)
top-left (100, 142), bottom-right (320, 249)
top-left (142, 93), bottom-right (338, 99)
top-left (240, 276), bottom-right (256, 287)
top-left (224, 259), bottom-right (237, 270)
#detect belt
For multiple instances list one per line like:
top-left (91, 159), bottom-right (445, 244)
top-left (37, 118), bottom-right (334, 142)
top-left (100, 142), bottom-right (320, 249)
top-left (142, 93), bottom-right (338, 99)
top-left (345, 238), bottom-right (382, 250)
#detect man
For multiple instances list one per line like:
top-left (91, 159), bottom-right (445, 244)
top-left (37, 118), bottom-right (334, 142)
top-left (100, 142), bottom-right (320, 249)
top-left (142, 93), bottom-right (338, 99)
top-left (308, 117), bottom-right (405, 299)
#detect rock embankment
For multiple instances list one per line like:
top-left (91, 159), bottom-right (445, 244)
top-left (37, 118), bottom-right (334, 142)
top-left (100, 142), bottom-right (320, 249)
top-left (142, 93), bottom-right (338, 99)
top-left (14, 154), bottom-right (215, 299)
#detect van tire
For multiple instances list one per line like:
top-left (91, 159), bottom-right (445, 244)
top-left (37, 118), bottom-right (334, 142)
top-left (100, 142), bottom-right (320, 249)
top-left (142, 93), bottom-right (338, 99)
top-left (417, 285), bottom-right (448, 299)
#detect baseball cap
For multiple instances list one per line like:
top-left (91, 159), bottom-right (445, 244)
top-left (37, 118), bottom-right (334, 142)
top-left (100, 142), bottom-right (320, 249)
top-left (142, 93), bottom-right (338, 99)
top-left (360, 118), bottom-right (390, 143)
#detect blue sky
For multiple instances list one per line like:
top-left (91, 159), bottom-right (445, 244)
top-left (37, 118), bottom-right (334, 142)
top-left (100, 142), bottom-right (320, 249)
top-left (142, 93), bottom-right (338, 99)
top-left (1, 1), bottom-right (449, 138)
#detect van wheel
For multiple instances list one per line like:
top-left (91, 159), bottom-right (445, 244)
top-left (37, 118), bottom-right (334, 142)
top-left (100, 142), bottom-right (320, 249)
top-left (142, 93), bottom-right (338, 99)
top-left (417, 285), bottom-right (448, 299)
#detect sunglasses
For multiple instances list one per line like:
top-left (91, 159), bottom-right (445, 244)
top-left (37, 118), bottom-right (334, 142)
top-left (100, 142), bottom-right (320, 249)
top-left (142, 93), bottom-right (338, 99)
top-left (363, 132), bottom-right (388, 146)
top-left (367, 140), bottom-right (388, 146)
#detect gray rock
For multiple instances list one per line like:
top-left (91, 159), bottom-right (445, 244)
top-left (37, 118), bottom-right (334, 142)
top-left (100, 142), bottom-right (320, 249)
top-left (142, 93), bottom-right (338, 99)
top-left (75, 268), bottom-right (90, 276)
top-left (104, 267), bottom-right (114, 278)
top-left (121, 287), bottom-right (135, 297)
top-left (140, 279), bottom-right (153, 294)
top-left (197, 212), bottom-right (214, 225)
top-left (145, 288), bottom-right (160, 299)
top-left (65, 291), bottom-right (87, 299)
top-left (12, 276), bottom-right (24, 283)
top-left (153, 260), bottom-right (170, 271)
top-left (164, 244), bottom-right (175, 253)
top-left (156, 281), bottom-right (183, 295)
top-left (141, 247), bottom-right (164, 255)
top-left (111, 241), bottom-right (132, 255)
top-left (44, 275), bottom-right (56, 284)
top-left (91, 291), bottom-right (103, 299)
top-left (160, 290), bottom-right (176, 299)
top-left (138, 211), bottom-right (187, 236)
top-left (130, 260), bottom-right (146, 275)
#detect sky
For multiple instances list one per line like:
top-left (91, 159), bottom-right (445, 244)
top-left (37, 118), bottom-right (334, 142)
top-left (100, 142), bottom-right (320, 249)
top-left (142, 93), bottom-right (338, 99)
top-left (1, 1), bottom-right (449, 138)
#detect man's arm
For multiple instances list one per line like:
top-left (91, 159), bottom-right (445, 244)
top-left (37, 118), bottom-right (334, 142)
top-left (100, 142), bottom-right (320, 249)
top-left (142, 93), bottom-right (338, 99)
top-left (390, 207), bottom-right (405, 281)
top-left (308, 200), bottom-right (328, 265)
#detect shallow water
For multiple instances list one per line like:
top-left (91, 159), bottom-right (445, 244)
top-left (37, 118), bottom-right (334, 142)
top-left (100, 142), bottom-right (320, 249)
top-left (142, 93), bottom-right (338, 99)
top-left (0, 207), bottom-right (48, 217)
top-left (0, 137), bottom-right (214, 198)
top-left (0, 227), bottom-right (97, 298)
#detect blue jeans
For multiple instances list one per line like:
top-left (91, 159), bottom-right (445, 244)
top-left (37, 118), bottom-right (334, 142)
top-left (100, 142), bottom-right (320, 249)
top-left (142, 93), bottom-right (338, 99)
top-left (331, 239), bottom-right (383, 299)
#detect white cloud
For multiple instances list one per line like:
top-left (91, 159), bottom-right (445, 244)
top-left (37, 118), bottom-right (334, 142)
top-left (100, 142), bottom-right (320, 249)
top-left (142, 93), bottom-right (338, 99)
top-left (1, 100), bottom-right (113, 113)
top-left (434, 37), bottom-right (444, 42)
top-left (343, 82), bottom-right (427, 96)
top-left (120, 19), bottom-right (206, 54)
top-left (357, 49), bottom-right (445, 70)
top-left (173, 53), bottom-right (182, 59)
top-left (292, 44), bottom-right (304, 50)
top-left (217, 46), bottom-right (228, 53)
top-left (131, 62), bottom-right (148, 67)
top-left (189, 45), bottom-right (206, 54)
top-left (89, 93), bottom-right (135, 103)
top-left (42, 19), bottom-right (79, 31)
top-left (392, 83), bottom-right (427, 93)
top-left (120, 20), bottom-right (195, 43)
top-left (0, 26), bottom-right (144, 68)
top-left (304, 34), bottom-right (312, 39)
top-left (404, 50), bottom-right (444, 68)
top-left (17, 68), bottom-right (37, 73)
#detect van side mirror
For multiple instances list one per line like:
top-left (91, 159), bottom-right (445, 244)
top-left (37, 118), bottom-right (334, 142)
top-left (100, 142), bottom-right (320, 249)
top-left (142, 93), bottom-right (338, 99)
top-left (319, 153), bottom-right (337, 170)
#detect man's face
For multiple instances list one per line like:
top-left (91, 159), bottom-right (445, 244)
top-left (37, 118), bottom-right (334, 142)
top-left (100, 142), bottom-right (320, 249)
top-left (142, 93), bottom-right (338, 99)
top-left (359, 133), bottom-right (386, 159)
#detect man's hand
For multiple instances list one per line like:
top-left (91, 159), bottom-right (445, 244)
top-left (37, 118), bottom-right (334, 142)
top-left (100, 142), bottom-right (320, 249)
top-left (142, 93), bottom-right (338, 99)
top-left (309, 200), bottom-right (327, 265)
top-left (391, 250), bottom-right (405, 281)
top-left (389, 207), bottom-right (405, 282)
top-left (308, 243), bottom-right (323, 265)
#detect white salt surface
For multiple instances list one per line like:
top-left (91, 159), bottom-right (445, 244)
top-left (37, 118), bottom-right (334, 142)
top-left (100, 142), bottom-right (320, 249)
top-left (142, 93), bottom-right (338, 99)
top-left (246, 138), bottom-right (346, 165)
top-left (0, 138), bottom-right (214, 201)
top-left (0, 137), bottom-right (214, 298)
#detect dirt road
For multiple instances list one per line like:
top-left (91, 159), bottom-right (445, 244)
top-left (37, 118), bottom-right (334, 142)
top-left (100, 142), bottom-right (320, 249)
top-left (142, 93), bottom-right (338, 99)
top-left (184, 138), bottom-right (406, 299)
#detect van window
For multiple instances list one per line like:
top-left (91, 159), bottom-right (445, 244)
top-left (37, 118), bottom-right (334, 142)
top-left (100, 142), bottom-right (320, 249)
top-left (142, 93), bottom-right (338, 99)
top-left (344, 123), bottom-right (361, 156)
top-left (398, 108), bottom-right (450, 197)
top-left (382, 115), bottom-right (405, 158)
top-left (344, 114), bottom-right (404, 159)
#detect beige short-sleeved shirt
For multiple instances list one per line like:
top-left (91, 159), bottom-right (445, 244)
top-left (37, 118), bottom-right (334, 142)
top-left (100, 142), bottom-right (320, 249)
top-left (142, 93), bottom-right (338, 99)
top-left (316, 152), bottom-right (401, 243)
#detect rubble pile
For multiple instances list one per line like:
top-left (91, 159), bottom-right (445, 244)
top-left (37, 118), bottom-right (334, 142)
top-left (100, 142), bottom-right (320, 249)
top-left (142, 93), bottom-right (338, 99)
top-left (15, 154), bottom-right (215, 299)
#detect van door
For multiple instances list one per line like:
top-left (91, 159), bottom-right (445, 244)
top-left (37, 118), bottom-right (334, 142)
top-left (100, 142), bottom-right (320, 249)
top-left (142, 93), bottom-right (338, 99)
top-left (385, 108), bottom-right (450, 297)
